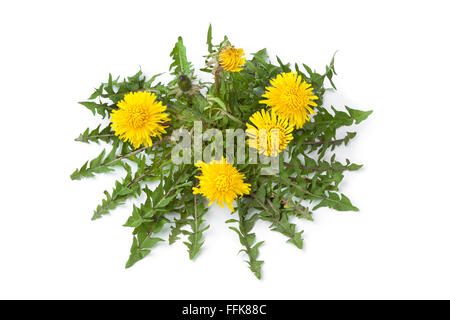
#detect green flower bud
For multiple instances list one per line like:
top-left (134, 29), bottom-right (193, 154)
top-left (178, 75), bottom-right (192, 92)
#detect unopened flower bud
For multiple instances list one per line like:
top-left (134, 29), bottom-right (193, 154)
top-left (178, 75), bottom-right (192, 92)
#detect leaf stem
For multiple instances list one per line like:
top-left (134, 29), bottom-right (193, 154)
top-left (75, 133), bottom-right (116, 142)
top-left (214, 67), bottom-right (222, 91)
top-left (189, 188), bottom-right (200, 259)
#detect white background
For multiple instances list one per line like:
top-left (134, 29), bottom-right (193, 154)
top-left (1, 0), bottom-right (449, 299)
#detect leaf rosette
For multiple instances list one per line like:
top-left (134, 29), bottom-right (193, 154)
top-left (71, 25), bottom-right (371, 279)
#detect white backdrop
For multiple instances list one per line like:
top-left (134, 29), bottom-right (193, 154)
top-left (1, 0), bottom-right (449, 299)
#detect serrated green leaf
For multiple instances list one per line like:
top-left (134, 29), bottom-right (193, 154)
top-left (345, 106), bottom-right (373, 124)
top-left (170, 36), bottom-right (192, 75)
top-left (207, 24), bottom-right (213, 53)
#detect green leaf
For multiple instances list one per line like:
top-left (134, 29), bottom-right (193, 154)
top-left (325, 51), bottom-right (338, 89)
top-left (123, 205), bottom-right (146, 227)
top-left (125, 232), bottom-right (164, 268)
top-left (78, 101), bottom-right (113, 118)
top-left (170, 36), bottom-right (192, 75)
top-left (207, 24), bottom-right (213, 53)
top-left (92, 190), bottom-right (127, 220)
top-left (207, 95), bottom-right (227, 111)
top-left (88, 85), bottom-right (102, 100)
top-left (169, 211), bottom-right (190, 245)
top-left (230, 201), bottom-right (264, 279)
top-left (91, 163), bottom-right (140, 220)
top-left (144, 73), bottom-right (164, 90)
top-left (255, 185), bottom-right (266, 203)
top-left (313, 192), bottom-right (359, 212)
top-left (303, 63), bottom-right (313, 76)
top-left (75, 125), bottom-right (116, 144)
top-left (345, 106), bottom-right (373, 124)
top-left (276, 56), bottom-right (290, 73)
top-left (157, 194), bottom-right (177, 208)
top-left (70, 141), bottom-right (121, 180)
top-left (183, 191), bottom-right (209, 260)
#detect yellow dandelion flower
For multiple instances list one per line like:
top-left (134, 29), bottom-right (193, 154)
top-left (192, 158), bottom-right (251, 212)
top-left (110, 91), bottom-right (170, 149)
top-left (260, 72), bottom-right (319, 129)
top-left (218, 46), bottom-right (246, 72)
top-left (246, 109), bottom-right (294, 156)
